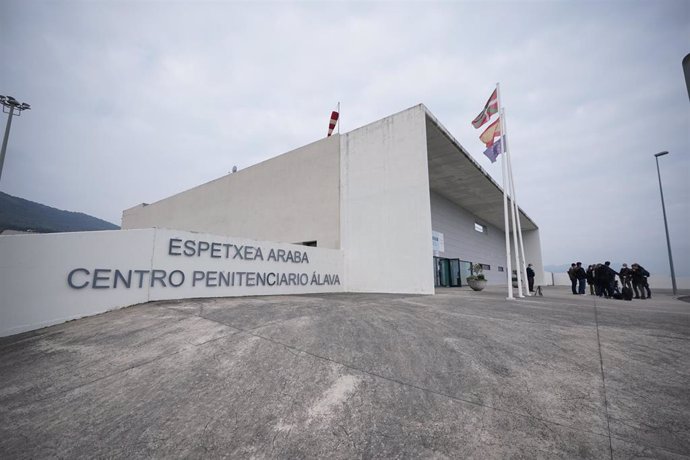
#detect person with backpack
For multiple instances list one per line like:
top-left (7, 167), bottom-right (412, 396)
top-left (567, 263), bottom-right (577, 295)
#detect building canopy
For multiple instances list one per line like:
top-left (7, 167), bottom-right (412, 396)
top-left (424, 110), bottom-right (538, 232)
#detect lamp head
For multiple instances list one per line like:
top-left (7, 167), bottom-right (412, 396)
top-left (655, 151), bottom-right (669, 157)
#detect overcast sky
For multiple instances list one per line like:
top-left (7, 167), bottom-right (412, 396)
top-left (2, 0), bottom-right (689, 276)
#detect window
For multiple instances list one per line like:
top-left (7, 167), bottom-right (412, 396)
top-left (498, 266), bottom-right (504, 272)
top-left (481, 264), bottom-right (491, 271)
top-left (474, 222), bottom-right (487, 234)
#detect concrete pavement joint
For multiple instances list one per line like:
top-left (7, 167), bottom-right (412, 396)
top-left (593, 301), bottom-right (614, 460)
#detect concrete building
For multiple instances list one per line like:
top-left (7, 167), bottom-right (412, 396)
top-left (122, 104), bottom-right (543, 295)
top-left (1, 104), bottom-right (543, 337)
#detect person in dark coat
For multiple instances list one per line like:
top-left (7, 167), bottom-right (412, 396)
top-left (604, 261), bottom-right (618, 297)
top-left (594, 263), bottom-right (608, 297)
top-left (526, 264), bottom-right (535, 293)
top-left (575, 262), bottom-right (587, 294)
top-left (619, 263), bottom-right (632, 289)
top-left (631, 263), bottom-right (651, 299)
top-left (586, 264), bottom-right (596, 295)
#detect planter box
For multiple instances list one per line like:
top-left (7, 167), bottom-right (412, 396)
top-left (467, 278), bottom-right (487, 291)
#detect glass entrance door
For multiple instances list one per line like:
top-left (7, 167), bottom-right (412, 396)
top-left (438, 258), bottom-right (450, 287)
top-left (434, 257), bottom-right (462, 287)
top-left (459, 260), bottom-right (472, 285)
top-left (449, 259), bottom-right (461, 287)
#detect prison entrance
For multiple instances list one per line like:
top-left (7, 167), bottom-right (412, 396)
top-left (433, 257), bottom-right (472, 288)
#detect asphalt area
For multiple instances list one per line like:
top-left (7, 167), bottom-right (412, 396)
top-left (1, 286), bottom-right (688, 459)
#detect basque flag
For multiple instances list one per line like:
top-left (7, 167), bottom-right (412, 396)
top-left (471, 88), bottom-right (498, 129)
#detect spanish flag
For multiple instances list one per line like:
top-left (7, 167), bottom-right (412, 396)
top-left (479, 117), bottom-right (502, 147)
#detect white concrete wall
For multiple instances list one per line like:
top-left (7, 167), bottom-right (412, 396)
top-left (0, 229), bottom-right (344, 337)
top-left (340, 105), bottom-right (434, 294)
top-left (0, 229), bottom-right (153, 337)
top-left (430, 191), bottom-right (509, 285)
top-left (548, 272), bottom-right (572, 286)
top-left (122, 135), bottom-right (341, 249)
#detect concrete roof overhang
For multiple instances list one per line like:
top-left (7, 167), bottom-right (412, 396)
top-left (424, 108), bottom-right (538, 232)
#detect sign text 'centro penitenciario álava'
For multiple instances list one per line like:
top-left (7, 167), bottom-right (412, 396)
top-left (66, 237), bottom-right (340, 290)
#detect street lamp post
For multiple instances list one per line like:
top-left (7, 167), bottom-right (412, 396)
top-left (654, 151), bottom-right (677, 296)
top-left (0, 95), bottom-right (31, 183)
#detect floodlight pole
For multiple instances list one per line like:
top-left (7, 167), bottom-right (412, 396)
top-left (0, 107), bottom-right (16, 182)
top-left (0, 95), bottom-right (31, 183)
top-left (654, 151), bottom-right (677, 296)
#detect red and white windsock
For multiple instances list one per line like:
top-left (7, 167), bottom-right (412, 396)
top-left (327, 105), bottom-right (339, 136)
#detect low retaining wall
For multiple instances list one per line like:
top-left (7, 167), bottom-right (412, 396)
top-left (544, 271), bottom-right (689, 289)
top-left (0, 228), bottom-right (344, 337)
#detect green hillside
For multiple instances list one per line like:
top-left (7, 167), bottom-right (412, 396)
top-left (0, 192), bottom-right (119, 233)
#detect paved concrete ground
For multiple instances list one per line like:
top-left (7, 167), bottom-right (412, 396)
top-left (1, 287), bottom-right (688, 459)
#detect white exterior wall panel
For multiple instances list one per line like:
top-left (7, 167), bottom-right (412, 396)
top-left (122, 135), bottom-right (341, 249)
top-left (0, 230), bottom-right (154, 337)
top-left (430, 191), bottom-right (508, 284)
top-left (341, 106), bottom-right (434, 294)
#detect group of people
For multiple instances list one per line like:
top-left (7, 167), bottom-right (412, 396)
top-left (567, 261), bottom-right (652, 299)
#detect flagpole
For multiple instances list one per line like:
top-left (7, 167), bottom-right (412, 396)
top-left (337, 102), bottom-right (340, 134)
top-left (510, 158), bottom-right (530, 294)
top-left (503, 110), bottom-right (530, 295)
top-left (507, 153), bottom-right (530, 295)
top-left (501, 109), bottom-right (524, 298)
top-left (496, 84), bottom-right (514, 300)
